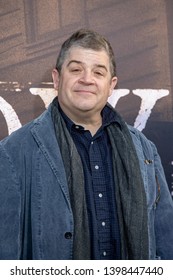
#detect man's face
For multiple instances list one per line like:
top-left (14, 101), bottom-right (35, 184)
top-left (52, 47), bottom-right (117, 121)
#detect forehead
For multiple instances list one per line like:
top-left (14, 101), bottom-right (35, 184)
top-left (64, 46), bottom-right (110, 67)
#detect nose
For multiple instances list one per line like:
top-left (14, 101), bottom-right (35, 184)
top-left (79, 70), bottom-right (94, 84)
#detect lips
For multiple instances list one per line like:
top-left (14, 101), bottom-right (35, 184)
top-left (74, 89), bottom-right (95, 95)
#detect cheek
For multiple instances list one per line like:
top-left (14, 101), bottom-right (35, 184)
top-left (58, 79), bottom-right (75, 100)
top-left (108, 88), bottom-right (113, 97)
top-left (103, 84), bottom-right (113, 96)
top-left (58, 79), bottom-right (69, 94)
top-left (61, 76), bottom-right (76, 89)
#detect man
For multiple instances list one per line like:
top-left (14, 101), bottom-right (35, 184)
top-left (0, 29), bottom-right (173, 260)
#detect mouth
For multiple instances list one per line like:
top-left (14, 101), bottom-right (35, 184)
top-left (74, 89), bottom-right (95, 95)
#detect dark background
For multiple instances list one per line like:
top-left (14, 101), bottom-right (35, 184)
top-left (0, 0), bottom-right (172, 196)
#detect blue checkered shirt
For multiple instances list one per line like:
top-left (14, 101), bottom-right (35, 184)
top-left (60, 104), bottom-right (121, 259)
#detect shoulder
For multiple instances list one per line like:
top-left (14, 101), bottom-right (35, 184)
top-left (128, 124), bottom-right (152, 146)
top-left (127, 124), bottom-right (157, 158)
top-left (0, 107), bottom-right (52, 150)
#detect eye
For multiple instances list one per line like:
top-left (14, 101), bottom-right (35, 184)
top-left (70, 68), bottom-right (82, 73)
top-left (94, 71), bottom-right (105, 77)
top-left (95, 71), bottom-right (103, 76)
top-left (94, 67), bottom-right (107, 77)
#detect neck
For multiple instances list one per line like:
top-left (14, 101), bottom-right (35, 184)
top-left (63, 108), bottom-right (102, 136)
top-left (80, 120), bottom-right (102, 136)
top-left (72, 114), bottom-right (102, 136)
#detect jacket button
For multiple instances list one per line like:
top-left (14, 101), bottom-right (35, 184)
top-left (64, 232), bottom-right (72, 239)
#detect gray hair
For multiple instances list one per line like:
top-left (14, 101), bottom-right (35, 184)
top-left (56, 29), bottom-right (116, 77)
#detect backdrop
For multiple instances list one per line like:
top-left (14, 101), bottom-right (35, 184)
top-left (0, 0), bottom-right (173, 197)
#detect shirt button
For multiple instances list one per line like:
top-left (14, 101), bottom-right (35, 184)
top-left (64, 232), bottom-right (72, 239)
top-left (102, 222), bottom-right (106, 226)
top-left (91, 141), bottom-right (94, 145)
top-left (95, 165), bottom-right (99, 170)
top-left (103, 251), bottom-right (107, 256)
top-left (75, 125), bottom-right (79, 129)
top-left (99, 193), bottom-right (103, 198)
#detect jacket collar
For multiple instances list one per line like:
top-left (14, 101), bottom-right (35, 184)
top-left (30, 105), bottom-right (71, 203)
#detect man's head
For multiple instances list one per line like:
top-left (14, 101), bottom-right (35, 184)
top-left (56, 29), bottom-right (116, 78)
top-left (52, 29), bottom-right (117, 127)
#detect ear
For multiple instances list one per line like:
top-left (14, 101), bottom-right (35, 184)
top-left (109, 76), bottom-right (118, 97)
top-left (52, 69), bottom-right (60, 90)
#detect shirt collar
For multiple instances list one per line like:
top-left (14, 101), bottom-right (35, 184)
top-left (101, 104), bottom-right (122, 129)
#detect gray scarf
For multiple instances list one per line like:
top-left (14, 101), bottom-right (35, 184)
top-left (107, 121), bottom-right (149, 259)
top-left (51, 100), bottom-right (149, 259)
top-left (51, 101), bottom-right (90, 260)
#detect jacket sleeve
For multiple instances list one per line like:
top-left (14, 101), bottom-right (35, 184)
top-left (0, 142), bottom-right (21, 259)
top-left (151, 141), bottom-right (173, 259)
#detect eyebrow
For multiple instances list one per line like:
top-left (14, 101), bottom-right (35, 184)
top-left (67, 60), bottom-right (108, 72)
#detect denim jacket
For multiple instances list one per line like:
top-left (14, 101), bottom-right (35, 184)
top-left (0, 105), bottom-right (173, 259)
